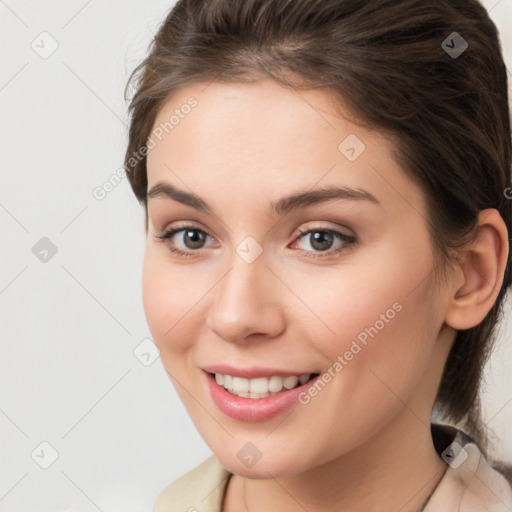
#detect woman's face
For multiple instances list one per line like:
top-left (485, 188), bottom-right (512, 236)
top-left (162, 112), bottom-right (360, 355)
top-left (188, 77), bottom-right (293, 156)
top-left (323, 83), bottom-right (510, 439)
top-left (143, 79), bottom-right (454, 477)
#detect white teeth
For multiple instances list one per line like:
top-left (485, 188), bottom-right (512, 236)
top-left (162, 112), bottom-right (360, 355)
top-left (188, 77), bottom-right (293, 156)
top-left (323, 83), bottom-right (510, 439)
top-left (249, 377), bottom-right (268, 393)
top-left (214, 373), bottom-right (314, 398)
top-left (299, 374), bottom-right (310, 385)
top-left (232, 377), bottom-right (249, 394)
top-left (249, 392), bottom-right (270, 399)
top-left (268, 376), bottom-right (284, 393)
top-left (223, 374), bottom-right (233, 389)
top-left (283, 376), bottom-right (299, 389)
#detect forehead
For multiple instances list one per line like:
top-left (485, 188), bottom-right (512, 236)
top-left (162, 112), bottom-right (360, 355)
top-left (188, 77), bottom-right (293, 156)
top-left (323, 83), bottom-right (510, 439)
top-left (148, 80), bottom-right (370, 159)
top-left (146, 79), bottom-right (427, 219)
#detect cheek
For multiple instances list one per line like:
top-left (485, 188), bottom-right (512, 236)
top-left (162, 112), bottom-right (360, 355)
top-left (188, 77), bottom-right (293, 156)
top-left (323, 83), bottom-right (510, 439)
top-left (286, 254), bottom-right (432, 353)
top-left (294, 235), bottom-right (439, 391)
top-left (141, 247), bottom-right (201, 356)
top-left (293, 277), bottom-right (439, 459)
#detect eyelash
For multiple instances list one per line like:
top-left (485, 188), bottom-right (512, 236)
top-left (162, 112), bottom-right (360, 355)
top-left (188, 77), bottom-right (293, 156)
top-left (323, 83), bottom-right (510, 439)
top-left (154, 223), bottom-right (357, 260)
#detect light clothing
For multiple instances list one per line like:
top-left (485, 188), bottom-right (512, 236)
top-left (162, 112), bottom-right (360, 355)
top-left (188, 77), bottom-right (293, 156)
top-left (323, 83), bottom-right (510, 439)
top-left (154, 424), bottom-right (512, 511)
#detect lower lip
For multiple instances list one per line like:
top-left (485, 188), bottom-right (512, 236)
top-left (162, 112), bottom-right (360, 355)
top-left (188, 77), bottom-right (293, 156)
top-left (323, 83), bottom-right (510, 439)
top-left (204, 371), bottom-right (321, 422)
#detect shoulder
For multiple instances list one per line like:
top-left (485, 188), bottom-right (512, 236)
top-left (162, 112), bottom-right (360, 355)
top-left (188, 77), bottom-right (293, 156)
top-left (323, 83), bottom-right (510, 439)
top-left (427, 424), bottom-right (512, 511)
top-left (154, 454), bottom-right (232, 512)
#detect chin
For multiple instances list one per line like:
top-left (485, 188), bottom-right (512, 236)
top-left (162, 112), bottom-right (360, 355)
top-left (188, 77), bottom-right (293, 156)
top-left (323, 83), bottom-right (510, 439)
top-left (210, 440), bottom-right (316, 479)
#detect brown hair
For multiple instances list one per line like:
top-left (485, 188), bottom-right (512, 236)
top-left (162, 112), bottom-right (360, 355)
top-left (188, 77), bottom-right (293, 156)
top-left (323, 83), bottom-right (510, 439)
top-left (124, 0), bottom-right (511, 460)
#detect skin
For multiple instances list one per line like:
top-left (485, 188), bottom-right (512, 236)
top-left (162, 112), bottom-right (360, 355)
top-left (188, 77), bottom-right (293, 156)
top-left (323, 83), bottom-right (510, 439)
top-left (142, 79), bottom-right (508, 511)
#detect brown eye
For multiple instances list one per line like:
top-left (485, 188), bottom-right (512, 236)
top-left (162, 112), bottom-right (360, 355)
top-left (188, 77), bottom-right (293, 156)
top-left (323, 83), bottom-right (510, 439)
top-left (308, 230), bottom-right (335, 251)
top-left (292, 227), bottom-right (356, 259)
top-left (154, 225), bottom-right (215, 257)
top-left (180, 229), bottom-right (207, 249)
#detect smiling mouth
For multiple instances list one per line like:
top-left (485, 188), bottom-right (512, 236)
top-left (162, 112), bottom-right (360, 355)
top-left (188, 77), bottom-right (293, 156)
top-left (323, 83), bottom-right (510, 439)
top-left (207, 372), bottom-right (321, 399)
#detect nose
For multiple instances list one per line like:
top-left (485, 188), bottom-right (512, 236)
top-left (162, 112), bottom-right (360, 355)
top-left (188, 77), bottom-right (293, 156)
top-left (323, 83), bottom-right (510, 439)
top-left (205, 251), bottom-right (286, 344)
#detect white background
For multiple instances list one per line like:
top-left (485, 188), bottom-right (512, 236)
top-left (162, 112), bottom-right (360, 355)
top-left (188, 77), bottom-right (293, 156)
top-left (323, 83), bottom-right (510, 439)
top-left (1, 1), bottom-right (511, 510)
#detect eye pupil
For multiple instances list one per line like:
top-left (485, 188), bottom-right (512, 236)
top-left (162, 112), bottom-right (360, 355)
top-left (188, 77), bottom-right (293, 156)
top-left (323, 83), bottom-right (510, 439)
top-left (310, 231), bottom-right (333, 251)
top-left (184, 229), bottom-right (206, 249)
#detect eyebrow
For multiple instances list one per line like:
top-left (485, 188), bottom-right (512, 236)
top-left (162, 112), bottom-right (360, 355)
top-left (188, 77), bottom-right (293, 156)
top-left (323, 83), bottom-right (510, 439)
top-left (147, 181), bottom-right (379, 216)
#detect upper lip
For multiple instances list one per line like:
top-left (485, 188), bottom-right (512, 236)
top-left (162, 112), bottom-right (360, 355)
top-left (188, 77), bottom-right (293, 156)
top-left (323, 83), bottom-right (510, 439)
top-left (202, 364), bottom-right (319, 379)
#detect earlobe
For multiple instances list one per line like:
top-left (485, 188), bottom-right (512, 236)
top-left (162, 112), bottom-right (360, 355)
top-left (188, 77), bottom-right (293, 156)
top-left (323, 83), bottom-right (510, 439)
top-left (445, 209), bottom-right (509, 330)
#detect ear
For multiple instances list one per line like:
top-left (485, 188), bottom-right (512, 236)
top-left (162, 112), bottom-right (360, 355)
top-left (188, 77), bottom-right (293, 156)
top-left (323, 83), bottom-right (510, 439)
top-left (445, 208), bottom-right (509, 330)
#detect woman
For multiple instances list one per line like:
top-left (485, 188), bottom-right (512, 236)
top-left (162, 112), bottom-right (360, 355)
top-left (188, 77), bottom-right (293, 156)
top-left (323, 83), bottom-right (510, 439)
top-left (124, 0), bottom-right (512, 510)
